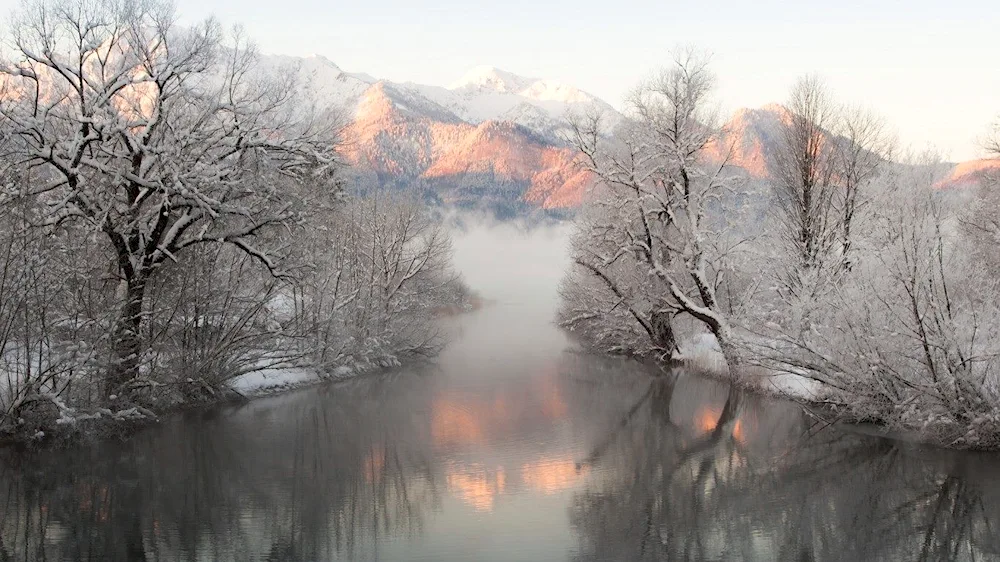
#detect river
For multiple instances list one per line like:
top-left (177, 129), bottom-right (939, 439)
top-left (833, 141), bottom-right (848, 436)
top-left (1, 221), bottom-right (999, 561)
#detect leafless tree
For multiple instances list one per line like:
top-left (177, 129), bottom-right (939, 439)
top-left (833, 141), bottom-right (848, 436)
top-left (562, 50), bottom-right (745, 370)
top-left (770, 75), bottom-right (841, 298)
top-left (833, 105), bottom-right (893, 266)
top-left (0, 0), bottom-right (338, 395)
top-left (292, 192), bottom-right (464, 370)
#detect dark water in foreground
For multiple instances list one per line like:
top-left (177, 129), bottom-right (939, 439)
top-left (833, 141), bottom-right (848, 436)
top-left (3, 224), bottom-right (1000, 561)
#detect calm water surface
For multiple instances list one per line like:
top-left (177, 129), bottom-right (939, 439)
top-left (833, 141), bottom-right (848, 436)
top-left (2, 222), bottom-right (1000, 561)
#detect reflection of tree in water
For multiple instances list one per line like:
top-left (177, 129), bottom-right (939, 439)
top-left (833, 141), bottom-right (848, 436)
top-left (0, 370), bottom-right (443, 561)
top-left (569, 370), bottom-right (1000, 561)
top-left (3, 361), bottom-right (1000, 561)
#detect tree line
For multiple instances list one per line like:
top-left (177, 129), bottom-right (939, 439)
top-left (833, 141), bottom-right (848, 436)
top-left (560, 49), bottom-right (1000, 449)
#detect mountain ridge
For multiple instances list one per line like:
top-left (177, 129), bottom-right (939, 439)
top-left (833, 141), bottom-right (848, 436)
top-left (268, 54), bottom-right (991, 209)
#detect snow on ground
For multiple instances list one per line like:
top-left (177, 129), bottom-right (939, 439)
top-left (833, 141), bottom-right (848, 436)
top-left (676, 332), bottom-right (823, 401)
top-left (229, 365), bottom-right (355, 397)
top-left (761, 372), bottom-right (823, 400)
top-left (676, 333), bottom-right (728, 374)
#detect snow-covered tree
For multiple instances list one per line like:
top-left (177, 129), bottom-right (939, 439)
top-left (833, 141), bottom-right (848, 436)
top-left (832, 105), bottom-right (893, 266)
top-left (0, 0), bottom-right (337, 395)
top-left (291, 191), bottom-right (465, 370)
top-left (769, 76), bottom-right (841, 300)
top-left (750, 154), bottom-right (1000, 447)
top-left (561, 51), bottom-right (744, 369)
top-left (765, 77), bottom-right (893, 333)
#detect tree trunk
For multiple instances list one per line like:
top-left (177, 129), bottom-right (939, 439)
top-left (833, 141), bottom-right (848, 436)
top-left (714, 327), bottom-right (742, 377)
top-left (108, 276), bottom-right (146, 397)
top-left (651, 310), bottom-right (677, 358)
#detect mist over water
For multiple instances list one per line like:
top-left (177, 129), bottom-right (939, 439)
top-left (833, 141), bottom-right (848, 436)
top-left (451, 219), bottom-right (572, 306)
top-left (442, 219), bottom-right (575, 385)
top-left (0, 218), bottom-right (999, 560)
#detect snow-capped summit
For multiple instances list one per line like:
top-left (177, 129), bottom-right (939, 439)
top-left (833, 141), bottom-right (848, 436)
top-left (447, 65), bottom-right (532, 93)
top-left (306, 53), bottom-right (342, 71)
top-left (518, 79), bottom-right (594, 104)
top-left (448, 66), bottom-right (602, 105)
top-left (258, 54), bottom-right (373, 112)
top-left (402, 66), bottom-right (620, 140)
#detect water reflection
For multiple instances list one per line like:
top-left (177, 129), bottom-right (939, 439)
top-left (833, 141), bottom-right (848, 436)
top-left (569, 374), bottom-right (1000, 562)
top-left (0, 357), bottom-right (999, 560)
top-left (445, 461), bottom-right (507, 512)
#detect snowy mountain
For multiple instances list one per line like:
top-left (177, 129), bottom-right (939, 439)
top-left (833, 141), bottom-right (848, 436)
top-left (937, 158), bottom-right (1000, 190)
top-left (259, 55), bottom-right (374, 109)
top-left (264, 56), bottom-right (616, 142)
top-left (340, 81), bottom-right (590, 211)
top-left (258, 55), bottom-right (614, 210)
top-left (704, 104), bottom-right (791, 179)
top-left (261, 55), bottom-right (994, 212)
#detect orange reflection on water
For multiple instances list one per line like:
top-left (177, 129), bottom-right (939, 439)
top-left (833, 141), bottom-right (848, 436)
top-left (694, 405), bottom-right (748, 444)
top-left (696, 407), bottom-right (723, 434)
top-left (363, 448), bottom-right (386, 482)
top-left (446, 462), bottom-right (507, 512)
top-left (431, 377), bottom-right (569, 450)
top-left (432, 399), bottom-right (486, 447)
top-left (521, 456), bottom-right (588, 494)
top-left (732, 419), bottom-right (745, 443)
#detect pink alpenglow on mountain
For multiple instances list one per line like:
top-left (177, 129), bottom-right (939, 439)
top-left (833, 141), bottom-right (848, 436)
top-left (284, 56), bottom-right (994, 209)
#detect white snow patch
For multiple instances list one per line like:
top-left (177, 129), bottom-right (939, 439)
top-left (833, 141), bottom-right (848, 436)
top-left (266, 292), bottom-right (296, 323)
top-left (763, 372), bottom-right (822, 400)
top-left (676, 333), bottom-right (728, 375)
top-left (675, 333), bottom-right (823, 400)
top-left (229, 366), bottom-right (321, 396)
top-left (228, 362), bottom-right (361, 397)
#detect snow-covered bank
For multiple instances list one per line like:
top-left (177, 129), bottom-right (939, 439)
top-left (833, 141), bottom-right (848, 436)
top-left (5, 353), bottom-right (423, 447)
top-left (230, 366), bottom-right (332, 396)
top-left (229, 364), bottom-right (357, 397)
top-left (672, 330), bottom-right (1000, 451)
top-left (676, 333), bottom-right (822, 402)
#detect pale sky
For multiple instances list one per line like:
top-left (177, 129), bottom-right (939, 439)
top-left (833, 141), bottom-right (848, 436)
top-left (3, 0), bottom-right (998, 160)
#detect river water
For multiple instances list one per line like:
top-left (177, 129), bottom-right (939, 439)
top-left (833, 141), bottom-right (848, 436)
top-left (1, 221), bottom-right (999, 561)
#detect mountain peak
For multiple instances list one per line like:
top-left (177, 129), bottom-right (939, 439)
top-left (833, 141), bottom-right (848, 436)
top-left (259, 53), bottom-right (615, 208)
top-left (306, 54), bottom-right (341, 71)
top-left (759, 102), bottom-right (789, 114)
top-left (448, 66), bottom-right (532, 93)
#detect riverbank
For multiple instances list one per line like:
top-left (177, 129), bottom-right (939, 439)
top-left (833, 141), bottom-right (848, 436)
top-left (2, 357), bottom-right (411, 449)
top-left (2, 292), bottom-right (487, 449)
top-left (673, 332), bottom-right (1000, 451)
